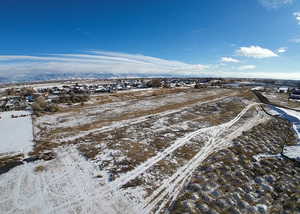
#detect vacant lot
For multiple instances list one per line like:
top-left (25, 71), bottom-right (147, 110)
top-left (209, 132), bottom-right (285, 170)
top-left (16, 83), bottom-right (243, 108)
top-left (0, 87), bottom-right (299, 214)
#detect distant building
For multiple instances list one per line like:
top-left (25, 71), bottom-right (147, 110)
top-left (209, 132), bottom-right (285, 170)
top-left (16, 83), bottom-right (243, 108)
top-left (289, 89), bottom-right (300, 100)
top-left (277, 87), bottom-right (289, 93)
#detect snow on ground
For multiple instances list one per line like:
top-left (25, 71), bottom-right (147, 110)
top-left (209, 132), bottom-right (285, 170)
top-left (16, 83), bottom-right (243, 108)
top-left (81, 103), bottom-right (264, 213)
top-left (282, 145), bottom-right (300, 160)
top-left (253, 153), bottom-right (282, 161)
top-left (0, 147), bottom-right (143, 214)
top-left (0, 111), bottom-right (33, 154)
top-left (35, 89), bottom-right (227, 131)
top-left (271, 107), bottom-right (300, 161)
top-left (0, 102), bottom-right (264, 214)
top-left (38, 93), bottom-right (235, 143)
top-left (1, 89), bottom-right (266, 213)
top-left (142, 104), bottom-right (267, 213)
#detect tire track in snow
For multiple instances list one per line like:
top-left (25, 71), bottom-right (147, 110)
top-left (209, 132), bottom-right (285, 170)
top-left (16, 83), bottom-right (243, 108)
top-left (44, 150), bottom-right (123, 214)
top-left (0, 148), bottom-right (142, 214)
top-left (144, 109), bottom-right (267, 213)
top-left (107, 103), bottom-right (258, 193)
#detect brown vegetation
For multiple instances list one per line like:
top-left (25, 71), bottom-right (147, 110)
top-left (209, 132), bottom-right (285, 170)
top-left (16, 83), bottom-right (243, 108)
top-left (170, 117), bottom-right (300, 214)
top-left (32, 96), bottom-right (60, 115)
top-left (34, 165), bottom-right (46, 172)
top-left (78, 144), bottom-right (101, 160)
top-left (50, 89), bottom-right (236, 136)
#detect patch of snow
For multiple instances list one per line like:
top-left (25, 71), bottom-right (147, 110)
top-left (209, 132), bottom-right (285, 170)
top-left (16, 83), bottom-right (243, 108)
top-left (282, 145), bottom-right (300, 161)
top-left (0, 111), bottom-right (33, 154)
top-left (253, 153), bottom-right (281, 161)
top-left (256, 204), bottom-right (268, 213)
top-left (0, 147), bottom-right (143, 214)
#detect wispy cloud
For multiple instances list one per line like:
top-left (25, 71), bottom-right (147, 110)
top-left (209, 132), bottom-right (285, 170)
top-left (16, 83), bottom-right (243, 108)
top-left (0, 50), bottom-right (299, 81)
top-left (237, 65), bottom-right (256, 70)
top-left (294, 12), bottom-right (300, 24)
top-left (220, 57), bottom-right (240, 63)
top-left (236, 46), bottom-right (278, 58)
top-left (277, 47), bottom-right (288, 53)
top-left (0, 51), bottom-right (208, 77)
top-left (258, 0), bottom-right (294, 9)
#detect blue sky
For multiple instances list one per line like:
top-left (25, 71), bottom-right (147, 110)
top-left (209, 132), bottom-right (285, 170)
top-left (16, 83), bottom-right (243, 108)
top-left (0, 0), bottom-right (300, 80)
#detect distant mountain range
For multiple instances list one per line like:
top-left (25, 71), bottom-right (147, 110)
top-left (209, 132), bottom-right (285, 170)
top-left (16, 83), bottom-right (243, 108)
top-left (0, 72), bottom-right (191, 84)
top-left (1, 71), bottom-right (300, 88)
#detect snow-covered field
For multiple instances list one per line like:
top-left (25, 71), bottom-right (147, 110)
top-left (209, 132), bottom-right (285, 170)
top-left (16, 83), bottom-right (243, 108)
top-left (1, 88), bottom-right (299, 213)
top-left (0, 111), bottom-right (33, 154)
top-left (0, 102), bottom-right (264, 213)
top-left (34, 89), bottom-right (236, 142)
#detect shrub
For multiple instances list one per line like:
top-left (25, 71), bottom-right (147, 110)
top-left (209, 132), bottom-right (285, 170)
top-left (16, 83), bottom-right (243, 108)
top-left (53, 93), bottom-right (90, 104)
top-left (46, 104), bottom-right (60, 112)
top-left (147, 79), bottom-right (162, 88)
top-left (32, 96), bottom-right (60, 114)
top-left (34, 165), bottom-right (46, 172)
top-left (20, 87), bottom-right (36, 97)
top-left (35, 96), bottom-right (47, 109)
top-left (31, 102), bottom-right (43, 112)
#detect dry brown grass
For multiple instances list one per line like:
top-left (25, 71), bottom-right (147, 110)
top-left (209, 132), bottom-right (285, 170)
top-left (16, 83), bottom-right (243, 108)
top-left (51, 90), bottom-right (237, 136)
top-left (175, 144), bottom-right (199, 160)
top-left (150, 137), bottom-right (170, 151)
top-left (78, 143), bottom-right (101, 160)
top-left (0, 154), bottom-right (24, 168)
top-left (154, 159), bottom-right (179, 175)
top-left (56, 88), bottom-right (188, 113)
top-left (29, 141), bottom-right (58, 155)
top-left (199, 101), bottom-right (247, 126)
top-left (264, 91), bottom-right (300, 109)
top-left (238, 89), bottom-right (257, 100)
top-left (170, 116), bottom-right (300, 214)
top-left (124, 142), bottom-right (155, 164)
top-left (121, 178), bottom-right (143, 188)
top-left (34, 165), bottom-right (46, 172)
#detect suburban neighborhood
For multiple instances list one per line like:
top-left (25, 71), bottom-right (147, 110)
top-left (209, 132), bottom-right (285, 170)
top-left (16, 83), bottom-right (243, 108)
top-left (1, 78), bottom-right (300, 114)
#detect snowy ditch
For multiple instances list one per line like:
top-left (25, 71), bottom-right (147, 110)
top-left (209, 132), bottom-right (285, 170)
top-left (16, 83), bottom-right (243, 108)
top-left (271, 106), bottom-right (300, 161)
